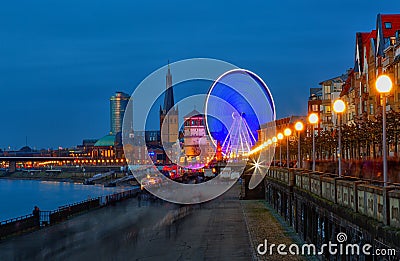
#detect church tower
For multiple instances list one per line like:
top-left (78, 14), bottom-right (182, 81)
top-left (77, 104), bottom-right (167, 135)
top-left (160, 62), bottom-right (179, 144)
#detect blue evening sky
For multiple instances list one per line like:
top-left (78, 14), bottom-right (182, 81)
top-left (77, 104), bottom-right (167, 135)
top-left (0, 0), bottom-right (399, 149)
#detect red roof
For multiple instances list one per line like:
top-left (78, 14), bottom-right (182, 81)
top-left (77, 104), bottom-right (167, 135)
top-left (340, 69), bottom-right (354, 97)
top-left (361, 30), bottom-right (376, 59)
top-left (380, 14), bottom-right (400, 38)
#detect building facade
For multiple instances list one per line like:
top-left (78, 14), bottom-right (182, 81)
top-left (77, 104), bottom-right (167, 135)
top-left (340, 14), bottom-right (400, 125)
top-left (308, 87), bottom-right (322, 135)
top-left (110, 91), bottom-right (130, 135)
top-left (182, 109), bottom-right (215, 165)
top-left (318, 72), bottom-right (349, 130)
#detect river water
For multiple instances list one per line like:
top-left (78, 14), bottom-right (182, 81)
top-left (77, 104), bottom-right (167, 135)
top-left (0, 179), bottom-right (127, 221)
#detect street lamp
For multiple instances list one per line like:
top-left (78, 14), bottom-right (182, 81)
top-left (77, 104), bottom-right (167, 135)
top-left (376, 75), bottom-right (393, 186)
top-left (284, 128), bottom-right (292, 168)
top-left (272, 136), bottom-right (278, 166)
top-left (308, 113), bottom-right (319, 172)
top-left (277, 133), bottom-right (284, 167)
top-left (267, 138), bottom-right (272, 165)
top-left (294, 121), bottom-right (304, 168)
top-left (333, 99), bottom-right (346, 177)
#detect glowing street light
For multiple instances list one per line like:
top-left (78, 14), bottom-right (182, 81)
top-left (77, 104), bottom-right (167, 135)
top-left (277, 133), bottom-right (284, 167)
top-left (308, 113), bottom-right (319, 172)
top-left (333, 99), bottom-right (346, 177)
top-left (376, 75), bottom-right (393, 186)
top-left (272, 136), bottom-right (278, 166)
top-left (267, 138), bottom-right (272, 164)
top-left (294, 121), bottom-right (304, 168)
top-left (284, 128), bottom-right (292, 168)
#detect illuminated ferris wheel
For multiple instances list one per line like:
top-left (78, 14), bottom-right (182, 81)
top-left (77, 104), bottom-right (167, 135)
top-left (205, 69), bottom-right (275, 158)
top-left (221, 112), bottom-right (256, 157)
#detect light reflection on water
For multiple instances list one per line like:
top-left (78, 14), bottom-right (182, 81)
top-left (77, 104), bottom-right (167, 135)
top-left (0, 179), bottom-right (127, 220)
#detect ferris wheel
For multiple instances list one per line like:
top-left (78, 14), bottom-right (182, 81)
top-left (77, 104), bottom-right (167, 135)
top-left (205, 69), bottom-right (276, 158)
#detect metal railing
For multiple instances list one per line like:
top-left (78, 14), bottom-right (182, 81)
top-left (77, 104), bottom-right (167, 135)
top-left (0, 187), bottom-right (140, 240)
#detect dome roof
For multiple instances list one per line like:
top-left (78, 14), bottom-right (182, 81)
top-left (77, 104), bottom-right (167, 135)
top-left (19, 146), bottom-right (32, 152)
top-left (94, 135), bottom-right (116, 147)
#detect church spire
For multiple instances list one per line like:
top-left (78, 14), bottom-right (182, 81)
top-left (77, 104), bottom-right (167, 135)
top-left (163, 61), bottom-right (174, 113)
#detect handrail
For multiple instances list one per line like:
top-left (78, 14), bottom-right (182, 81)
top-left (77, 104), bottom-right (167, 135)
top-left (0, 187), bottom-right (140, 239)
top-left (0, 214), bottom-right (34, 225)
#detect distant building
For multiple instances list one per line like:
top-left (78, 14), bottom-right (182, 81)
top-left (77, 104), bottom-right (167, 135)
top-left (258, 116), bottom-right (306, 163)
top-left (92, 133), bottom-right (123, 159)
top-left (110, 91), bottom-right (130, 135)
top-left (308, 87), bottom-right (322, 135)
top-left (183, 109), bottom-right (206, 157)
top-left (259, 116), bottom-right (307, 141)
top-left (159, 64), bottom-right (179, 144)
top-left (74, 139), bottom-right (98, 157)
top-left (124, 130), bottom-right (164, 165)
top-left (319, 72), bottom-right (349, 130)
top-left (182, 109), bottom-right (215, 164)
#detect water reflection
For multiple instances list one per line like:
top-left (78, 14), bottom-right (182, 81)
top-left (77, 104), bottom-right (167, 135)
top-left (0, 179), bottom-right (128, 220)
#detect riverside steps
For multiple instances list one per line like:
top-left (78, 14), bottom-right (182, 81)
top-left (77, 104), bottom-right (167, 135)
top-left (264, 167), bottom-right (400, 259)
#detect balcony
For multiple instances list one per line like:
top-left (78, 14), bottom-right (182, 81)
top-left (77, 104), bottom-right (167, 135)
top-left (382, 55), bottom-right (393, 68)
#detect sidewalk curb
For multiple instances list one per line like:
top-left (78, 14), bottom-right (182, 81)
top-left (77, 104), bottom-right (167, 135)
top-left (241, 201), bottom-right (259, 261)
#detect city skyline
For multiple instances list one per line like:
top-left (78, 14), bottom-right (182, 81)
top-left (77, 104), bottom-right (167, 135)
top-left (1, 1), bottom-right (399, 149)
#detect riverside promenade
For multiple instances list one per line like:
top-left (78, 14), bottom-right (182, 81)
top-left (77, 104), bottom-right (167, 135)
top-left (0, 184), bottom-right (303, 261)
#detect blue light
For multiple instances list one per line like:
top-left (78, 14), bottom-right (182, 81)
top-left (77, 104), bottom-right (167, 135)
top-left (205, 69), bottom-right (275, 151)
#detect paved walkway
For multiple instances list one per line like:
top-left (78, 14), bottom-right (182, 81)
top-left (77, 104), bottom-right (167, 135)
top-left (0, 185), bottom-right (304, 261)
top-left (242, 201), bottom-right (304, 260)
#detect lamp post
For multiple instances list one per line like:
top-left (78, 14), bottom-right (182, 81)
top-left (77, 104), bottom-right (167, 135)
top-left (295, 121), bottom-right (304, 168)
top-left (284, 128), bottom-right (292, 168)
top-left (376, 75), bottom-right (393, 186)
top-left (272, 136), bottom-right (278, 166)
top-left (267, 138), bottom-right (272, 166)
top-left (277, 133), bottom-right (284, 167)
top-left (308, 113), bottom-right (319, 172)
top-left (333, 99), bottom-right (346, 177)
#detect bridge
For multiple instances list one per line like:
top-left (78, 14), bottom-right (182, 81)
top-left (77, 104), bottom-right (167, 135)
top-left (0, 156), bottom-right (90, 173)
top-left (256, 166), bottom-right (400, 259)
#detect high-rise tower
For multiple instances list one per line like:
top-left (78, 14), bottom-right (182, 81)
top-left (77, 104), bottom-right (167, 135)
top-left (110, 91), bottom-right (130, 135)
top-left (160, 63), bottom-right (179, 144)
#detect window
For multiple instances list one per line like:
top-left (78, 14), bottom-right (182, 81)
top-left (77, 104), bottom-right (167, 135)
top-left (323, 85), bottom-right (331, 100)
top-left (370, 104), bottom-right (374, 115)
top-left (385, 22), bottom-right (392, 29)
top-left (326, 116), bottom-right (332, 123)
top-left (312, 104), bottom-right (319, 112)
top-left (325, 106), bottom-right (331, 113)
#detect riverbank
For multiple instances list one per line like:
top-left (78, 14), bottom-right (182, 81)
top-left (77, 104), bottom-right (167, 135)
top-left (0, 170), bottom-right (137, 186)
top-left (0, 186), bottom-right (140, 241)
top-left (0, 184), bottom-right (308, 260)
